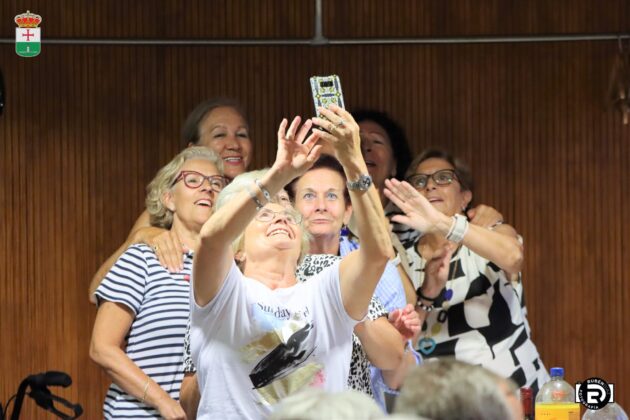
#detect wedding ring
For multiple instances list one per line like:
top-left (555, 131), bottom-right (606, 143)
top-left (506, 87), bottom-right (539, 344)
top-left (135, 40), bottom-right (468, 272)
top-left (336, 119), bottom-right (346, 128)
top-left (153, 245), bottom-right (160, 254)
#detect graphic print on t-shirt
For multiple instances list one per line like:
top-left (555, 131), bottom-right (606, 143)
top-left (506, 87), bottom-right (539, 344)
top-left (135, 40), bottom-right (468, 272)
top-left (240, 302), bottom-right (323, 406)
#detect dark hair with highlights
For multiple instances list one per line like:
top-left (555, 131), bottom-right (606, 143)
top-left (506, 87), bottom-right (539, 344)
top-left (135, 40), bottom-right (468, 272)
top-left (352, 109), bottom-right (412, 180)
top-left (181, 98), bottom-right (249, 147)
top-left (406, 148), bottom-right (475, 195)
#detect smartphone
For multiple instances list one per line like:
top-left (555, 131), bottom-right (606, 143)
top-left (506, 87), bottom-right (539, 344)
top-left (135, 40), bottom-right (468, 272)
top-left (310, 75), bottom-right (345, 119)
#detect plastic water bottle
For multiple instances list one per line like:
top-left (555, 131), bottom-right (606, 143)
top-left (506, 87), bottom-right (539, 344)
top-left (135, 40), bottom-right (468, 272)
top-left (535, 367), bottom-right (581, 420)
top-left (582, 403), bottom-right (629, 420)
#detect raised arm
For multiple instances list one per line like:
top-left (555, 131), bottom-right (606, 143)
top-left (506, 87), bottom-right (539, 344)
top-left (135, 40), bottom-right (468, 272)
top-left (312, 105), bottom-right (392, 320)
top-left (193, 117), bottom-right (322, 306)
top-left (385, 179), bottom-right (523, 277)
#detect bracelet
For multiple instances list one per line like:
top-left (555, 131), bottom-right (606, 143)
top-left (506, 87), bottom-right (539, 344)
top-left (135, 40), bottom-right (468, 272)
top-left (489, 220), bottom-right (504, 230)
top-left (446, 214), bottom-right (469, 243)
top-left (254, 179), bottom-right (271, 203)
top-left (140, 379), bottom-right (150, 403)
top-left (247, 186), bottom-right (265, 210)
top-left (416, 300), bottom-right (434, 313)
top-left (417, 288), bottom-right (442, 302)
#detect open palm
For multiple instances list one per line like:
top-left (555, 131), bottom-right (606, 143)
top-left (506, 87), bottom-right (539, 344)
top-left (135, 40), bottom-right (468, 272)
top-left (384, 178), bottom-right (446, 234)
top-left (274, 116), bottom-right (322, 180)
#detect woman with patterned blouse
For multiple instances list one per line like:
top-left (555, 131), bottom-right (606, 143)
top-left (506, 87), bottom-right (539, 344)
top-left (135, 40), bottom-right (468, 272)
top-left (384, 149), bottom-right (549, 395)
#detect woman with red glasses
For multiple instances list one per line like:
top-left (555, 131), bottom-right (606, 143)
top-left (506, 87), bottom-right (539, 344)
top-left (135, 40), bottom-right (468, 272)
top-left (384, 148), bottom-right (549, 395)
top-left (90, 147), bottom-right (226, 419)
top-left (88, 98), bottom-right (253, 302)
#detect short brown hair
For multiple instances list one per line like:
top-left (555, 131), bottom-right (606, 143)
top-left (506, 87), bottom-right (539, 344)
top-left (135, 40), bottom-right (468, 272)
top-left (406, 148), bottom-right (474, 194)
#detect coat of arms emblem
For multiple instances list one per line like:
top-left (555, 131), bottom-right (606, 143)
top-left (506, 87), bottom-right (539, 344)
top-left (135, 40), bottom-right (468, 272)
top-left (15, 11), bottom-right (42, 58)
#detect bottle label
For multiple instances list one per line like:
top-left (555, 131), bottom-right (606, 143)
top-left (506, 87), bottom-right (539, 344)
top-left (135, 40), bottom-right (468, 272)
top-left (535, 403), bottom-right (581, 420)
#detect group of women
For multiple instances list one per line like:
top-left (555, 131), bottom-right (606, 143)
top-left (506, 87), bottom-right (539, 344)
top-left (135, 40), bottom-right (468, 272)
top-left (88, 98), bottom-right (549, 419)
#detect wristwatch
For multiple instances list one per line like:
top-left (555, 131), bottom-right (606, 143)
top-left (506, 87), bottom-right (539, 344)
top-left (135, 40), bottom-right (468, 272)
top-left (346, 174), bottom-right (372, 191)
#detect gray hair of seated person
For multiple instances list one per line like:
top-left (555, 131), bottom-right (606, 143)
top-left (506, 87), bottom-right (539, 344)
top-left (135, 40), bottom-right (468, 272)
top-left (146, 146), bottom-right (223, 229)
top-left (268, 388), bottom-right (383, 420)
top-left (394, 359), bottom-right (516, 420)
top-left (215, 169), bottom-right (310, 266)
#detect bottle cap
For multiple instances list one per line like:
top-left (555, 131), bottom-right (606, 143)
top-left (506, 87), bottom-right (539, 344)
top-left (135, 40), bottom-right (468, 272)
top-left (550, 367), bottom-right (564, 377)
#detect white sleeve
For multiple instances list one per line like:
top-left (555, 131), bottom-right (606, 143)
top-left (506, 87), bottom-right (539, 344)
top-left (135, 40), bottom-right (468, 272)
top-left (191, 260), bottom-right (244, 333)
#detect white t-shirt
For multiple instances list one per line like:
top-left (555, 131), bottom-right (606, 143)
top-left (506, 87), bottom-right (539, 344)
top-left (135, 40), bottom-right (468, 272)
top-left (190, 260), bottom-right (357, 420)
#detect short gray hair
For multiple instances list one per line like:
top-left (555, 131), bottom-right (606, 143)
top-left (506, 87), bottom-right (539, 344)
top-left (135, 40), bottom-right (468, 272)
top-left (146, 146), bottom-right (223, 228)
top-left (394, 359), bottom-right (515, 420)
top-left (269, 388), bottom-right (383, 420)
top-left (215, 169), bottom-right (310, 265)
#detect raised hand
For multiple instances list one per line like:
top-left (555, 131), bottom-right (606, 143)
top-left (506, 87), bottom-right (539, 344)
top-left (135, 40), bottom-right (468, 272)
top-left (388, 303), bottom-right (421, 341)
top-left (421, 243), bottom-right (455, 299)
top-left (311, 105), bottom-right (362, 164)
top-left (384, 178), bottom-right (450, 234)
top-left (272, 116), bottom-right (322, 181)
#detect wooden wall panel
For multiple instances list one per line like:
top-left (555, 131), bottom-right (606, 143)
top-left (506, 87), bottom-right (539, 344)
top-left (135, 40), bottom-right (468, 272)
top-left (0, 1), bottom-right (313, 39)
top-left (1, 1), bottom-right (629, 418)
top-left (2, 1), bottom-right (629, 39)
top-left (327, 0), bottom-right (630, 37)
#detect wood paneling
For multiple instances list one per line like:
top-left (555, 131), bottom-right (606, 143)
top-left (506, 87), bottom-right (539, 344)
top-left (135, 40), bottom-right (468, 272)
top-left (0, 1), bottom-right (313, 39)
top-left (327, 0), bottom-right (630, 37)
top-left (1, 1), bottom-right (629, 418)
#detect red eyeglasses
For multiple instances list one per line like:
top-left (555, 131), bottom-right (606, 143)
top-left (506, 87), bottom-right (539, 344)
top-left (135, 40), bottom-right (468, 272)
top-left (171, 171), bottom-right (228, 192)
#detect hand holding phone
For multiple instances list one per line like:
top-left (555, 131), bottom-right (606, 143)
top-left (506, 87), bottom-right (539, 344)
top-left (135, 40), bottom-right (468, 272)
top-left (310, 75), bottom-right (345, 119)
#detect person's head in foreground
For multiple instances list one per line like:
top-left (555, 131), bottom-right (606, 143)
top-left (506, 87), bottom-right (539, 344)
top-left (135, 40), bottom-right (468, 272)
top-left (268, 388), bottom-right (383, 420)
top-left (394, 359), bottom-right (523, 420)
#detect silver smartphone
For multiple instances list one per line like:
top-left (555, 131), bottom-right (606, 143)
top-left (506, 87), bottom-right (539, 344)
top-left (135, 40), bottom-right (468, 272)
top-left (310, 75), bottom-right (345, 119)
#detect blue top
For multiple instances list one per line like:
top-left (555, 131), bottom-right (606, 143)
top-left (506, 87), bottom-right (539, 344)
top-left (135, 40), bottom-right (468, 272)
top-left (339, 233), bottom-right (421, 411)
top-left (339, 235), bottom-right (406, 312)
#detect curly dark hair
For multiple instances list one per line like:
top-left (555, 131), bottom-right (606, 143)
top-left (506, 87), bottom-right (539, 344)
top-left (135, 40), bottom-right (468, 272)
top-left (352, 109), bottom-right (412, 180)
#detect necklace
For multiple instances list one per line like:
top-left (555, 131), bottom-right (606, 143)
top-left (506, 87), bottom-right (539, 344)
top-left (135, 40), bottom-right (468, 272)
top-left (416, 247), bottom-right (461, 356)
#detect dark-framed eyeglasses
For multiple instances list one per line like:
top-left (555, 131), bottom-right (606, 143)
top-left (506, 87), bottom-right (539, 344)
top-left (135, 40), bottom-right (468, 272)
top-left (406, 169), bottom-right (458, 190)
top-left (255, 208), bottom-right (302, 225)
top-left (171, 171), bottom-right (228, 192)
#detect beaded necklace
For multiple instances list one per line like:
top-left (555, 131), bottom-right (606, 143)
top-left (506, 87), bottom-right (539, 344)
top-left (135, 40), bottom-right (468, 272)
top-left (415, 247), bottom-right (461, 356)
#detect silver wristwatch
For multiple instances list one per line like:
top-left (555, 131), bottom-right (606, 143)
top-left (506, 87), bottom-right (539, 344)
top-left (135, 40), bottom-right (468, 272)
top-left (346, 174), bottom-right (372, 191)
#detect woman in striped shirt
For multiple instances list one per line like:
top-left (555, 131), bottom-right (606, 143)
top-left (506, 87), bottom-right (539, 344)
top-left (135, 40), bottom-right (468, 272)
top-left (90, 146), bottom-right (226, 419)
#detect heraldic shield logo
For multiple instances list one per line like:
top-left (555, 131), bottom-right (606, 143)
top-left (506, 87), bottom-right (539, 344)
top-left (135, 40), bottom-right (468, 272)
top-left (15, 10), bottom-right (42, 58)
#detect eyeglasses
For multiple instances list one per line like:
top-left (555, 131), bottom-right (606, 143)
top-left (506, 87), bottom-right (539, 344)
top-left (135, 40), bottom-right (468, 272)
top-left (255, 208), bottom-right (302, 225)
top-left (406, 169), bottom-right (458, 190)
top-left (172, 171), bottom-right (228, 192)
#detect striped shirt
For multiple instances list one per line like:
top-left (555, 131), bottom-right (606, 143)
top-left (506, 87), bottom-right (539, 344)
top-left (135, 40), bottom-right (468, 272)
top-left (94, 244), bottom-right (192, 419)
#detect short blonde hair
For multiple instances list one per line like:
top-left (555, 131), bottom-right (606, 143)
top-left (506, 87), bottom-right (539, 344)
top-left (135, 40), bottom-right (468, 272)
top-left (146, 146), bottom-right (223, 228)
top-left (215, 169), bottom-right (310, 265)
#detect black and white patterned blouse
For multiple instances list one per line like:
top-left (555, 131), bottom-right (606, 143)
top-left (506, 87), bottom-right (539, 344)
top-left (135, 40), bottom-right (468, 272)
top-left (183, 253), bottom-right (387, 396)
top-left (406, 243), bottom-right (549, 394)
